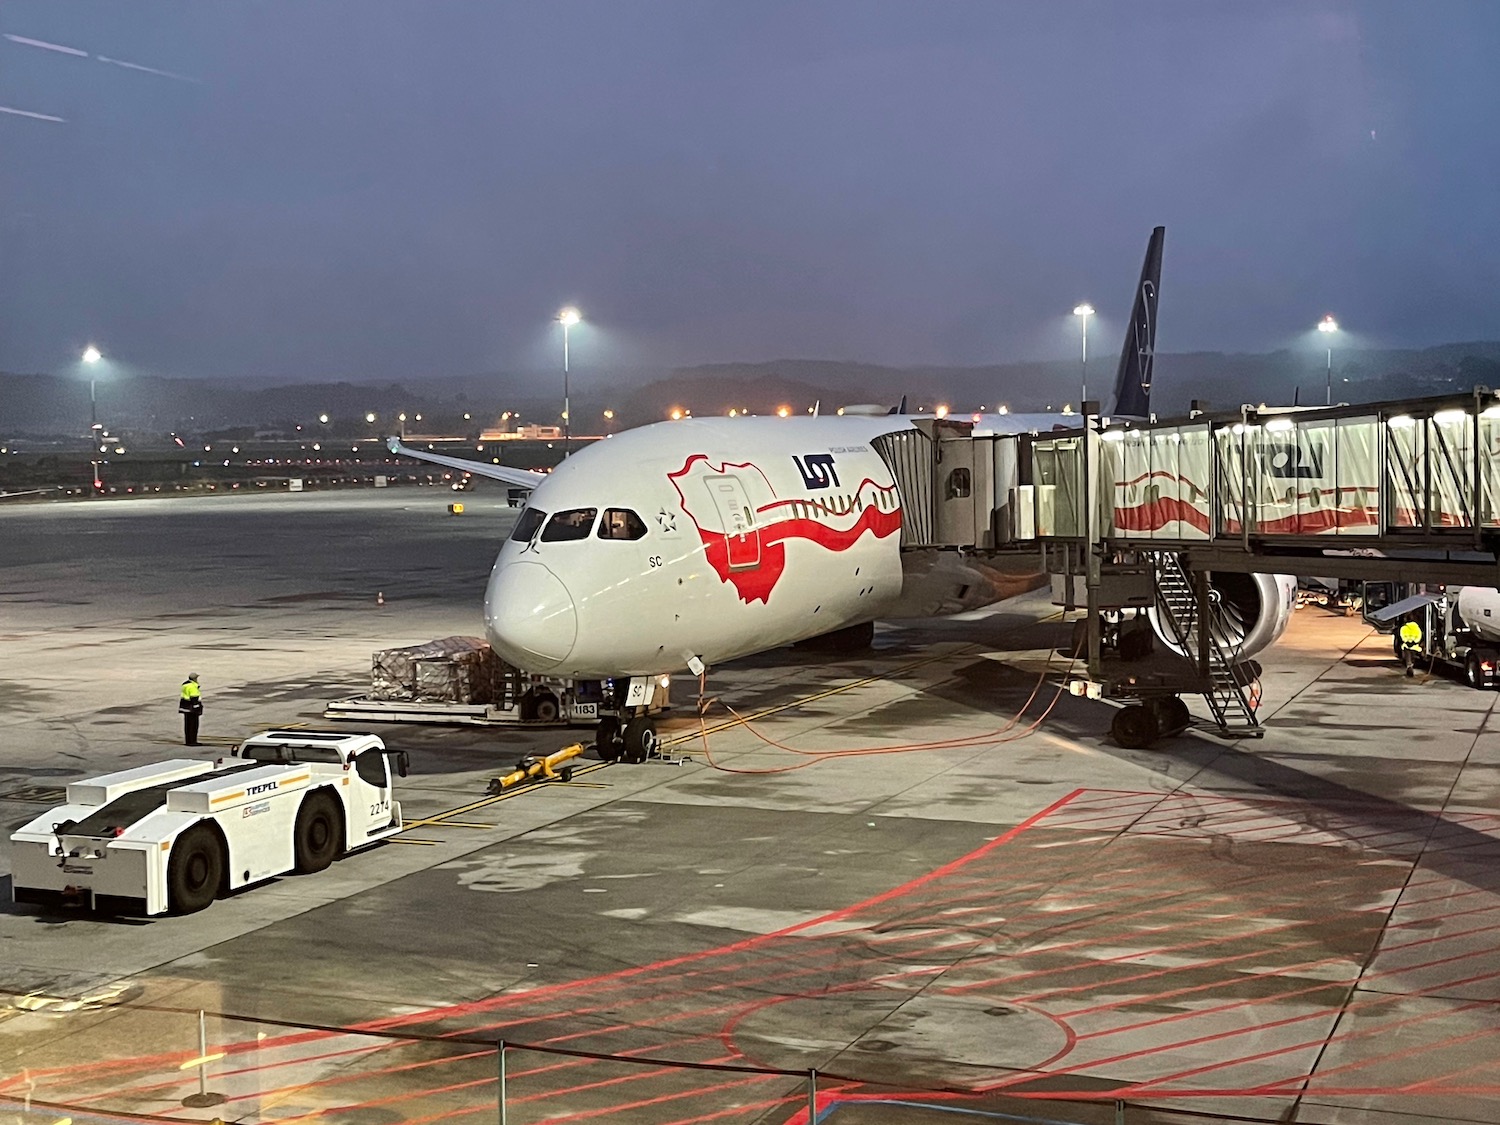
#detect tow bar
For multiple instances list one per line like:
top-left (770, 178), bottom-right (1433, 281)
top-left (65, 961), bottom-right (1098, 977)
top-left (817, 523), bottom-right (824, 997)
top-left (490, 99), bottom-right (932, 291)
top-left (486, 744), bottom-right (586, 795)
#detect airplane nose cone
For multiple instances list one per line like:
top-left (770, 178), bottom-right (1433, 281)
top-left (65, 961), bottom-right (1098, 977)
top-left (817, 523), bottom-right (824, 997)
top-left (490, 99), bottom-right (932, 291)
top-left (485, 561), bottom-right (577, 671)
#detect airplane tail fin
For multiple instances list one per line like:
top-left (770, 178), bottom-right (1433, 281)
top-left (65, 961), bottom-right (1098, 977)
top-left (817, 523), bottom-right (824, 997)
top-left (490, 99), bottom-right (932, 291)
top-left (890, 394), bottom-right (909, 416)
top-left (1110, 225), bottom-right (1164, 418)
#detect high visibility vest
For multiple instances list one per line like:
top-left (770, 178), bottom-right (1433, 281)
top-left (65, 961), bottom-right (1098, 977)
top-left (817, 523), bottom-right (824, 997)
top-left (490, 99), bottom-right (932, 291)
top-left (180, 680), bottom-right (201, 702)
top-left (1399, 621), bottom-right (1422, 649)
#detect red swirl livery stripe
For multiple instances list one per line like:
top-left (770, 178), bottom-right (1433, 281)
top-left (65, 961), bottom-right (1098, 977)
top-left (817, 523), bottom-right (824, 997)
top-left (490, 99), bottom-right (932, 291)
top-left (668, 454), bottom-right (902, 604)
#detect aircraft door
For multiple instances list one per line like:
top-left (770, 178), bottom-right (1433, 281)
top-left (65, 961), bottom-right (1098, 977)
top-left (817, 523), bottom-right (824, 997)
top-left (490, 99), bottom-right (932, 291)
top-left (704, 474), bottom-right (760, 570)
top-left (934, 423), bottom-right (978, 547)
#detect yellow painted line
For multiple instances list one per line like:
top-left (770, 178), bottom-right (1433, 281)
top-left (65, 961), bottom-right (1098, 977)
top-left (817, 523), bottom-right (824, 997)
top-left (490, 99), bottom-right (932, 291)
top-left (402, 760), bottom-right (610, 828)
top-left (178, 1051), bottom-right (226, 1069)
top-left (390, 837), bottom-right (439, 846)
top-left (401, 820), bottom-right (496, 830)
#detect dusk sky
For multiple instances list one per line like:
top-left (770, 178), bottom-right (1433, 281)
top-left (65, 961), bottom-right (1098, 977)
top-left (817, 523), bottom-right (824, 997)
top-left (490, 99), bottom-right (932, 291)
top-left (2, 2), bottom-right (1498, 384)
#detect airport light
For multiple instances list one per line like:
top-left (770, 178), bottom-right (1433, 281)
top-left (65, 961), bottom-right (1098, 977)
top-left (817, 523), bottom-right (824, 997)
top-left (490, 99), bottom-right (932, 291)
top-left (1318, 314), bottom-right (1340, 406)
top-left (318, 413), bottom-right (329, 424)
top-left (557, 306), bottom-right (581, 456)
top-left (1073, 304), bottom-right (1095, 408)
top-left (365, 412), bottom-right (376, 424)
top-left (776, 405), bottom-right (791, 418)
top-left (81, 345), bottom-right (104, 433)
top-left (669, 407), bottom-right (684, 421)
top-left (603, 408), bottom-right (615, 435)
top-left (935, 404), bottom-right (949, 419)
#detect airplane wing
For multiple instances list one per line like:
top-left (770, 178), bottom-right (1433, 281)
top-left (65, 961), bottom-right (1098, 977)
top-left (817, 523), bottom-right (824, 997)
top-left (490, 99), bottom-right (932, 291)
top-left (385, 438), bottom-right (547, 491)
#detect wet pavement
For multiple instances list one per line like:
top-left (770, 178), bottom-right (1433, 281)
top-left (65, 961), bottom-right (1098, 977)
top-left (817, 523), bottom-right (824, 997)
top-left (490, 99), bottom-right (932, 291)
top-left (2, 489), bottom-right (1499, 1125)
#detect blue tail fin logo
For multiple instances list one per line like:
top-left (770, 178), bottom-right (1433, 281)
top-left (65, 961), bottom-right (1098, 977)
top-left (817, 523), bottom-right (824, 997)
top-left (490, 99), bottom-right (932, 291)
top-left (1111, 226), bottom-right (1164, 418)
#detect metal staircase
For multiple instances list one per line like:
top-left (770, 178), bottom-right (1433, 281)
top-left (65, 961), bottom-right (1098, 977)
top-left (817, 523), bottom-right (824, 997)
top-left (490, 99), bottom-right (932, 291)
top-left (1148, 551), bottom-right (1263, 737)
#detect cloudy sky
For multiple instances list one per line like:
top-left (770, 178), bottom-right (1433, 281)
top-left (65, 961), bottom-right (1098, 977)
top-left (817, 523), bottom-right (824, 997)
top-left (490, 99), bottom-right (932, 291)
top-left (2, 1), bottom-right (1497, 382)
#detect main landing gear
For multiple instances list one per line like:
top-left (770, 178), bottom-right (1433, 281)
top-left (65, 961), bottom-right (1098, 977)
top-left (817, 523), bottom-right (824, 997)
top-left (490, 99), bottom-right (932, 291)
top-left (1109, 696), bottom-right (1192, 750)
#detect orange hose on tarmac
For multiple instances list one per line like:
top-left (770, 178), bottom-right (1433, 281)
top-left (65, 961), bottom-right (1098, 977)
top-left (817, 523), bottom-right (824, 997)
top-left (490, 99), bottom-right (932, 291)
top-left (698, 615), bottom-right (1084, 775)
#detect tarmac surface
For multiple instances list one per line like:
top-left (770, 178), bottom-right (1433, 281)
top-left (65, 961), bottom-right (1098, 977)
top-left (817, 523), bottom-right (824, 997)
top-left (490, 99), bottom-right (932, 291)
top-left (2, 488), bottom-right (1499, 1125)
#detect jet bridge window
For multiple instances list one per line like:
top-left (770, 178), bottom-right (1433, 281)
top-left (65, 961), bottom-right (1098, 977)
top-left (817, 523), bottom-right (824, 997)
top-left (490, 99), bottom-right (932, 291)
top-left (510, 508), bottom-right (548, 543)
top-left (598, 508), bottom-right (648, 541)
top-left (541, 507), bottom-right (598, 542)
top-left (945, 467), bottom-right (972, 499)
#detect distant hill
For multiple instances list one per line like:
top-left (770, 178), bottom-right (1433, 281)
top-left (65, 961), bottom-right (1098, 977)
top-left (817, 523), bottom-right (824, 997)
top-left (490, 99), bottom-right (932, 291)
top-left (5, 342), bottom-right (1500, 439)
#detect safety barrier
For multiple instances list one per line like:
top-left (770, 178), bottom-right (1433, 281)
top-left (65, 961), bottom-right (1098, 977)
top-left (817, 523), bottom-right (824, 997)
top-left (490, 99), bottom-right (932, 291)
top-left (0, 996), bottom-right (1364, 1125)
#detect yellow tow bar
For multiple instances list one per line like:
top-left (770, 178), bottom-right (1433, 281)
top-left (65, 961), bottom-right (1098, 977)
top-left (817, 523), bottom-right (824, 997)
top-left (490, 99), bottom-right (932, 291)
top-left (486, 743), bottom-right (586, 795)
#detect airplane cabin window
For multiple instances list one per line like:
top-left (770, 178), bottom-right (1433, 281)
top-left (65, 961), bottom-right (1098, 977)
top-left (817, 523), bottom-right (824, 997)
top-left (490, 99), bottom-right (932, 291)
top-left (510, 508), bottom-right (547, 542)
top-left (541, 507), bottom-right (599, 542)
top-left (946, 468), bottom-right (972, 500)
top-left (598, 508), bottom-right (648, 540)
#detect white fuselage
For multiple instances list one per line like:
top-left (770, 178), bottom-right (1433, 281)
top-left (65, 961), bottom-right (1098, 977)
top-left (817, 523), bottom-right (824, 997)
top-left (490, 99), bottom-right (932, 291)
top-left (486, 415), bottom-right (918, 677)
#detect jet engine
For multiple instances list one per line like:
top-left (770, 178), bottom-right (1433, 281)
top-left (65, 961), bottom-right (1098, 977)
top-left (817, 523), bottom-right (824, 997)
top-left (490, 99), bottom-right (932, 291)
top-left (1149, 571), bottom-right (1298, 660)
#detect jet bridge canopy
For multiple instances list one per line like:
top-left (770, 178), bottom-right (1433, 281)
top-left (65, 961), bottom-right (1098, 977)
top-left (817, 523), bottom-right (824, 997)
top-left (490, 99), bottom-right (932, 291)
top-left (871, 389), bottom-right (1500, 584)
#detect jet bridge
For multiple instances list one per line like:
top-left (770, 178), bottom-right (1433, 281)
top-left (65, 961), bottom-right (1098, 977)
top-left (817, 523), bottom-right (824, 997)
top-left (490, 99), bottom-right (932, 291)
top-left (879, 388), bottom-right (1500, 578)
top-left (875, 388), bottom-right (1500, 747)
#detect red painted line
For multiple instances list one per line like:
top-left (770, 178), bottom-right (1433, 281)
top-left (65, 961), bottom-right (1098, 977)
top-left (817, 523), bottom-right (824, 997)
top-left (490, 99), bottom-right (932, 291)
top-left (1378, 915), bottom-right (1500, 954)
top-left (1073, 977), bottom-right (1352, 1042)
top-left (348, 788), bottom-right (1091, 1039)
top-left (949, 900), bottom-right (1386, 1001)
top-left (1118, 992), bottom-right (1500, 1096)
top-left (1046, 945), bottom-right (1361, 1016)
top-left (1257, 1003), bottom-right (1497, 1089)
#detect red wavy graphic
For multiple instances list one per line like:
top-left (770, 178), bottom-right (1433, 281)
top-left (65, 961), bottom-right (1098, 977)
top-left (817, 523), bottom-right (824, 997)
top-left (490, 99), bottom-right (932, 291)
top-left (1114, 498), bottom-right (1212, 535)
top-left (668, 454), bottom-right (902, 604)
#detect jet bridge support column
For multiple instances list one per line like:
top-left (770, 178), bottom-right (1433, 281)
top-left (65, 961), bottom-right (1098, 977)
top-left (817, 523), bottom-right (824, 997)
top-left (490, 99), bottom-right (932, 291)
top-left (1083, 401), bottom-right (1103, 679)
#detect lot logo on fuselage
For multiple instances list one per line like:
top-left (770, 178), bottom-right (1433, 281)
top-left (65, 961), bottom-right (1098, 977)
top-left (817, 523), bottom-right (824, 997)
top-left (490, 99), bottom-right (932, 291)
top-left (793, 453), bottom-right (840, 490)
top-left (668, 453), bottom-right (902, 604)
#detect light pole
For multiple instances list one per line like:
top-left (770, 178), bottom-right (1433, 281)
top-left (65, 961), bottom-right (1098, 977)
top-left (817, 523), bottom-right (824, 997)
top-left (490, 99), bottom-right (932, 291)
top-left (82, 345), bottom-right (103, 432)
top-left (1072, 304), bottom-right (1094, 408)
top-left (557, 307), bottom-right (581, 455)
top-left (1318, 314), bottom-right (1339, 406)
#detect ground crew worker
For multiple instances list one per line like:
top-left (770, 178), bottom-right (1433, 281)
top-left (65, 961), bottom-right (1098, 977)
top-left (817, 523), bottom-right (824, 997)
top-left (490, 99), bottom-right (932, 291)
top-left (1399, 618), bottom-right (1423, 678)
top-left (179, 673), bottom-right (203, 745)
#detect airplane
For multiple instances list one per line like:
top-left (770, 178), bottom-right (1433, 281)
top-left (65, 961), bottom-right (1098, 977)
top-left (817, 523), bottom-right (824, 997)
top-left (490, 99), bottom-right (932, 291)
top-left (388, 228), bottom-right (1296, 760)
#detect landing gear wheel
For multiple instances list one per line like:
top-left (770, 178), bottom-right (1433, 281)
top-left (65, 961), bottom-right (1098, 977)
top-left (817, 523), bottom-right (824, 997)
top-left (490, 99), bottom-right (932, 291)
top-left (293, 791), bottom-right (343, 874)
top-left (530, 692), bottom-right (561, 723)
top-left (1150, 696), bottom-right (1191, 735)
top-left (622, 718), bottom-right (658, 764)
top-left (1111, 705), bottom-right (1160, 750)
top-left (595, 717), bottom-right (621, 761)
top-left (168, 825), bottom-right (224, 915)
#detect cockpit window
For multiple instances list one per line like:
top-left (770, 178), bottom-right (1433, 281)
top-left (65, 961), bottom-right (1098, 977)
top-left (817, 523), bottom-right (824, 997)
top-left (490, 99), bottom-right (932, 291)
top-left (541, 507), bottom-right (598, 542)
top-left (597, 508), bottom-right (648, 541)
top-left (510, 507), bottom-right (547, 543)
